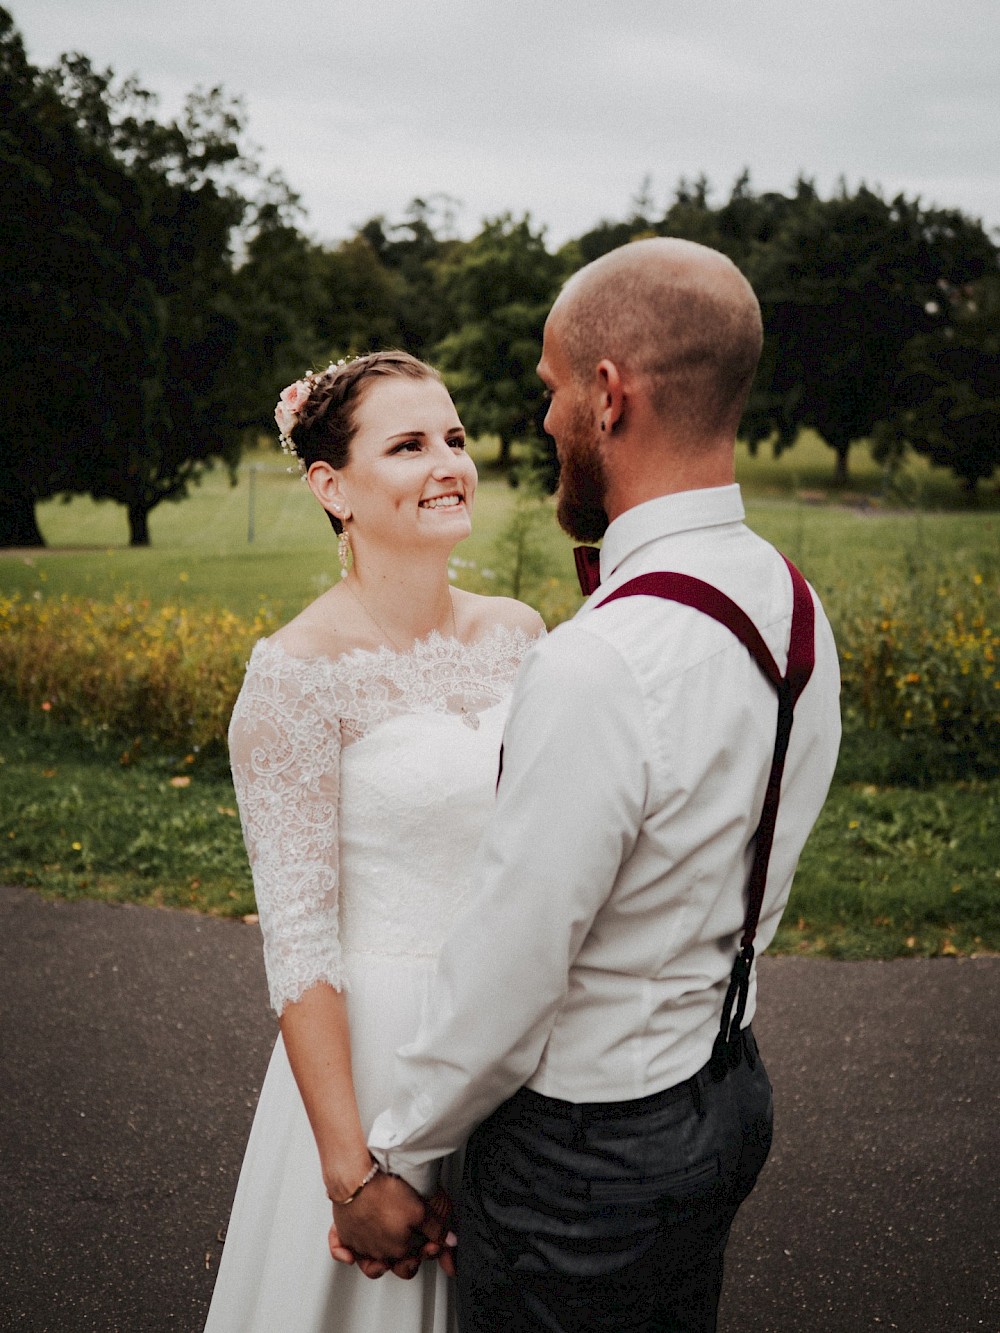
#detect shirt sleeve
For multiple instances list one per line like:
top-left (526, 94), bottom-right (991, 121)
top-left (368, 624), bottom-right (650, 1187)
top-left (228, 656), bottom-right (344, 1015)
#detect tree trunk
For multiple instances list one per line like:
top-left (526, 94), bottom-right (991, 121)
top-left (497, 435), bottom-right (512, 469)
top-left (128, 501), bottom-right (151, 547)
top-left (833, 444), bottom-right (850, 487)
top-left (0, 477), bottom-right (45, 547)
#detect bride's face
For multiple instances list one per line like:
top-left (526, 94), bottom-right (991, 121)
top-left (336, 376), bottom-right (477, 555)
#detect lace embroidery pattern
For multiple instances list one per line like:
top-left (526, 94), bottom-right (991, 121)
top-left (229, 624), bottom-right (536, 1013)
top-left (253, 625), bottom-right (534, 741)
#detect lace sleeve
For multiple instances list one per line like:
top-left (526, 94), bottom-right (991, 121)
top-left (228, 648), bottom-right (344, 1015)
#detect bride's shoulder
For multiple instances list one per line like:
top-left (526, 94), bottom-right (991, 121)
top-left (264, 588), bottom-right (374, 666)
top-left (456, 590), bottom-right (545, 643)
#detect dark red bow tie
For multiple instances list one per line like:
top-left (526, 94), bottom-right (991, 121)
top-left (574, 546), bottom-right (602, 595)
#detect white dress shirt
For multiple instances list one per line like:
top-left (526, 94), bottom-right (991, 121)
top-left (369, 485), bottom-right (841, 1192)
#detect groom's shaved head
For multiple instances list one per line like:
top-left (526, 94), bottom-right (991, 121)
top-left (552, 238), bottom-right (763, 447)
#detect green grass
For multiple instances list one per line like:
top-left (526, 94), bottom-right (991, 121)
top-left (0, 431), bottom-right (996, 955)
top-left (776, 773), bottom-right (999, 958)
top-left (0, 710), bottom-right (254, 916)
top-left (1, 432), bottom-right (996, 619)
top-left (1, 709), bottom-right (995, 955)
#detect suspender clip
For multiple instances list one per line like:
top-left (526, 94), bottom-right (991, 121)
top-left (710, 944), bottom-right (756, 1080)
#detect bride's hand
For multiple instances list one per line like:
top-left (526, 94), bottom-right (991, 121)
top-left (327, 1225), bottom-right (356, 1266)
top-left (328, 1185), bottom-right (456, 1279)
top-left (328, 1222), bottom-right (419, 1280)
top-left (330, 1172), bottom-right (441, 1279)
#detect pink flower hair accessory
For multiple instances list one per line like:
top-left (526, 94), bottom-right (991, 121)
top-left (273, 358), bottom-right (354, 472)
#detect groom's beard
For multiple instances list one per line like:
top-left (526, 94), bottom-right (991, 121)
top-left (555, 403), bottom-right (610, 544)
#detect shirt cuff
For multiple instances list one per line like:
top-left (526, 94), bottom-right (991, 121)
top-left (368, 1097), bottom-right (442, 1197)
top-left (367, 1148), bottom-right (437, 1198)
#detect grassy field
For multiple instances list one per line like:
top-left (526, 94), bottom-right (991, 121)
top-left (1, 432), bottom-right (996, 619)
top-left (0, 432), bottom-right (996, 958)
top-left (1, 709), bottom-right (994, 958)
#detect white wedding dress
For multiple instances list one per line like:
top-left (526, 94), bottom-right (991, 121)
top-left (204, 624), bottom-right (535, 1333)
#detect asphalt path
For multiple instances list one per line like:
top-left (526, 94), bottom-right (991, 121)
top-left (0, 883), bottom-right (997, 1332)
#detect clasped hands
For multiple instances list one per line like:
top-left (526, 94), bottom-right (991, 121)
top-left (329, 1172), bottom-right (456, 1281)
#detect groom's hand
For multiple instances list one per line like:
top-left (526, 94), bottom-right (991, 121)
top-left (423, 1188), bottom-right (458, 1278)
top-left (330, 1172), bottom-right (445, 1278)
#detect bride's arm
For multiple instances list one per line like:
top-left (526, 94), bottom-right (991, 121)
top-left (283, 989), bottom-right (445, 1275)
top-left (229, 651), bottom-right (443, 1274)
top-left (279, 984), bottom-right (371, 1203)
top-left (228, 654), bottom-right (370, 1202)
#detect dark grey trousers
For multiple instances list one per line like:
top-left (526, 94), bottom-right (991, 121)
top-left (457, 1029), bottom-right (773, 1333)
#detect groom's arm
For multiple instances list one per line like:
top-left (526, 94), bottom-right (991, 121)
top-left (367, 624), bottom-right (648, 1187)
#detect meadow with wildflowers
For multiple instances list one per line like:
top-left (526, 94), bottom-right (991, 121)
top-left (0, 594), bottom-right (276, 757)
top-left (0, 435), bottom-right (997, 956)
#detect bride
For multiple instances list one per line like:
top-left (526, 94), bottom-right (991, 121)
top-left (204, 352), bottom-right (544, 1332)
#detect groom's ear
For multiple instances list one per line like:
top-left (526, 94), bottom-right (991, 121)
top-left (596, 359), bottom-right (625, 434)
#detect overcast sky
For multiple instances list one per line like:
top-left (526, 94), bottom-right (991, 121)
top-left (15, 1), bottom-right (1000, 248)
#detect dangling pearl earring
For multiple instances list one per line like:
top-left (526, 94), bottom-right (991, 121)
top-left (338, 527), bottom-right (352, 579)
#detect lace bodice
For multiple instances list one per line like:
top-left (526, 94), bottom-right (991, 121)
top-left (228, 624), bottom-right (537, 1014)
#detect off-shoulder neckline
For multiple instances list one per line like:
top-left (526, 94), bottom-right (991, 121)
top-left (250, 620), bottom-right (539, 676)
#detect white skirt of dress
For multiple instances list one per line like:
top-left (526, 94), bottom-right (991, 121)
top-left (204, 952), bottom-right (459, 1333)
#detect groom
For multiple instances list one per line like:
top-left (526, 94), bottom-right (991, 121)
top-left (332, 237), bottom-right (841, 1330)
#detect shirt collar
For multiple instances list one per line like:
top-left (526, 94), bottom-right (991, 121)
top-left (599, 485), bottom-right (745, 582)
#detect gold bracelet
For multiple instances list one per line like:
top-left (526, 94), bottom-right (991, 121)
top-left (331, 1159), bottom-right (381, 1206)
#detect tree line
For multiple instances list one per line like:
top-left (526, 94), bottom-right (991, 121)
top-left (2, 8), bottom-right (997, 548)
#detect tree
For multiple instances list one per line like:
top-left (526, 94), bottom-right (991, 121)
top-left (742, 185), bottom-right (997, 484)
top-left (357, 196), bottom-right (462, 355)
top-left (46, 58), bottom-right (288, 544)
top-left (667, 171), bottom-right (806, 270)
top-left (0, 9), bottom-right (306, 546)
top-left (435, 215), bottom-right (564, 469)
top-left (560, 174), bottom-right (663, 270)
top-left (0, 9), bottom-right (161, 546)
top-left (312, 234), bottom-right (410, 358)
top-left (875, 274), bottom-right (1000, 496)
top-left (229, 208), bottom-right (332, 439)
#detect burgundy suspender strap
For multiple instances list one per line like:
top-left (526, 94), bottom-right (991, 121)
top-left (595, 555), bottom-right (816, 1077)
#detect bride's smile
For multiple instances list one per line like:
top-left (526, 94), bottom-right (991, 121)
top-left (329, 376), bottom-right (477, 555)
